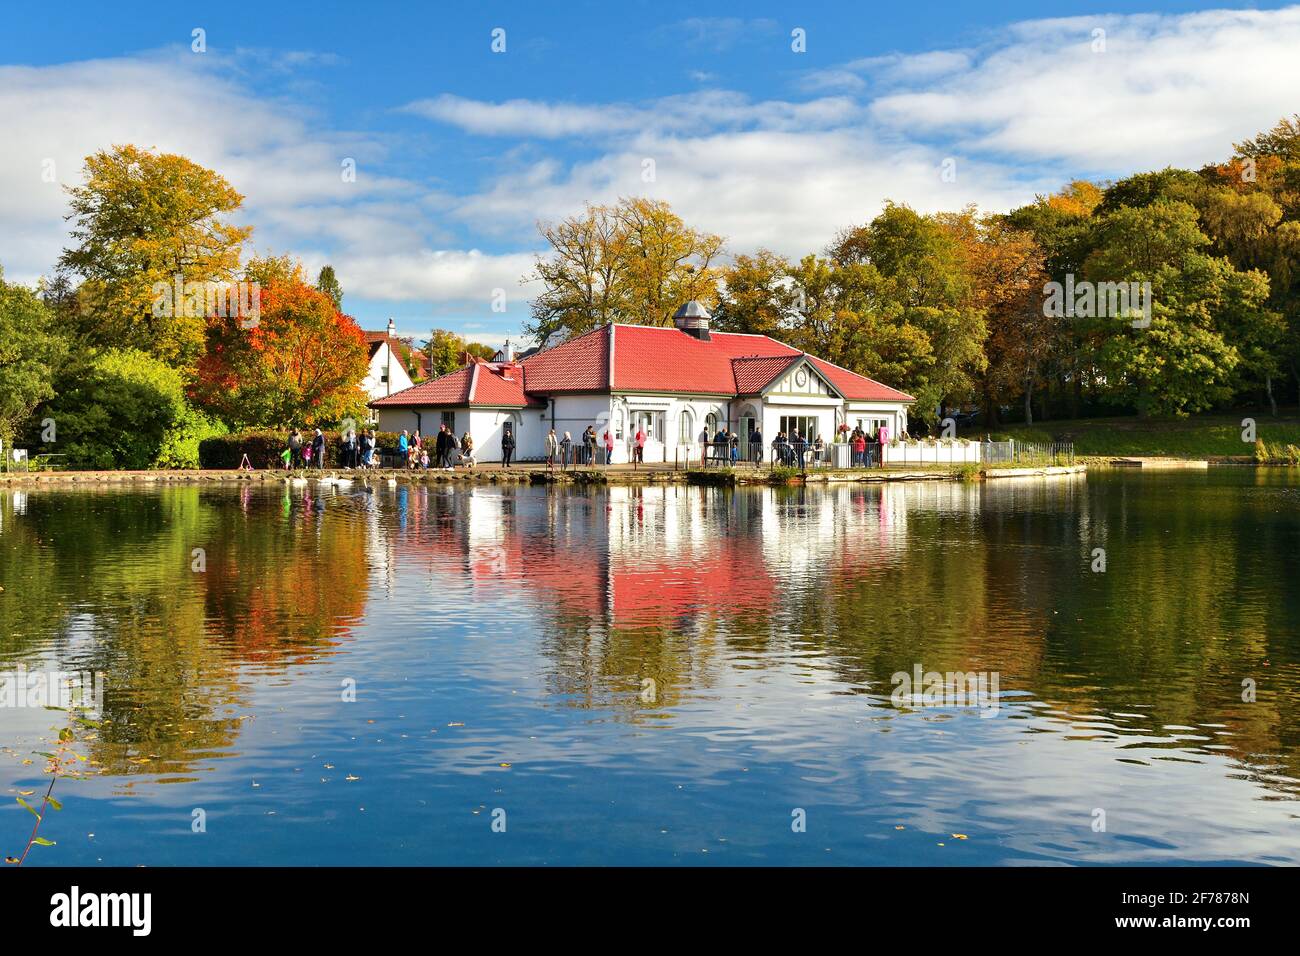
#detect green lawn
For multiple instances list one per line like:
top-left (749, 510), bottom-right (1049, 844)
top-left (963, 411), bottom-right (1300, 459)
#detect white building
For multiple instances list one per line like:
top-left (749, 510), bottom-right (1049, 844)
top-left (369, 302), bottom-right (914, 463)
top-left (361, 318), bottom-right (415, 422)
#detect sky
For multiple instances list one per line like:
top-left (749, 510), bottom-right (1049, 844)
top-left (2, 1), bottom-right (1298, 349)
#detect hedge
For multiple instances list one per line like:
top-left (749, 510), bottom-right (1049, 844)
top-left (198, 429), bottom-right (402, 469)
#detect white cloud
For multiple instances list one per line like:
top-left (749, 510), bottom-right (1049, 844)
top-left (868, 8), bottom-right (1300, 172)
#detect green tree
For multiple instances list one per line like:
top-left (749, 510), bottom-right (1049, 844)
top-left (316, 265), bottom-right (344, 310)
top-left (0, 268), bottom-right (68, 447)
top-left (44, 349), bottom-right (223, 468)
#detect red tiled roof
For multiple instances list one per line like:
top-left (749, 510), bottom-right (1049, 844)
top-left (731, 355), bottom-right (801, 395)
top-left (370, 323), bottom-right (913, 408)
top-left (518, 325), bottom-right (610, 392)
top-left (806, 357), bottom-right (914, 403)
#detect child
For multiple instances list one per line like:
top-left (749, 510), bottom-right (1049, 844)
top-left (419, 448), bottom-right (430, 470)
top-left (280, 447), bottom-right (292, 470)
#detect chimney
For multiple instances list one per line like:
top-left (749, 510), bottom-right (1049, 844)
top-left (503, 338), bottom-right (514, 362)
top-left (673, 301), bottom-right (712, 341)
top-left (386, 317), bottom-right (396, 337)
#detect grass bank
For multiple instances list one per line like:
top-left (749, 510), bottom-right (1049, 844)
top-left (967, 411), bottom-right (1300, 459)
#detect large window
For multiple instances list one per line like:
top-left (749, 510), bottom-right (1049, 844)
top-left (854, 417), bottom-right (890, 439)
top-left (441, 411), bottom-right (456, 432)
top-left (632, 411), bottom-right (663, 442)
top-left (779, 415), bottom-right (819, 441)
top-left (678, 410), bottom-right (694, 444)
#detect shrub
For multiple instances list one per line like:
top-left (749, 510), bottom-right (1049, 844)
top-left (198, 429), bottom-right (401, 469)
top-left (767, 464), bottom-right (801, 484)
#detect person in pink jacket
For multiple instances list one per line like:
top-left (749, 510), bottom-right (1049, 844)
top-left (603, 428), bottom-right (615, 466)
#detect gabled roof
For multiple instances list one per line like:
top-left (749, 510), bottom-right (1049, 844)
top-left (731, 355), bottom-right (804, 396)
top-left (370, 360), bottom-right (543, 409)
top-left (369, 323), bottom-right (914, 409)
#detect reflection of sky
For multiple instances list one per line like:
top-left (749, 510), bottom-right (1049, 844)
top-left (1, 476), bottom-right (1297, 866)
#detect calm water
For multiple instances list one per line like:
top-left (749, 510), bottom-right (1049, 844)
top-left (1, 471), bottom-right (1298, 866)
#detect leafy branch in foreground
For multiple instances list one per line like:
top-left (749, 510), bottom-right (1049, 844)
top-left (5, 704), bottom-right (100, 866)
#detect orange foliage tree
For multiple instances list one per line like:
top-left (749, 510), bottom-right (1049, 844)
top-left (191, 267), bottom-right (369, 429)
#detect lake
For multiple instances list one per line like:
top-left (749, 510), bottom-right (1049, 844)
top-left (1, 470), bottom-right (1298, 866)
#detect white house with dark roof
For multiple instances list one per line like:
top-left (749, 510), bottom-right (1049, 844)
top-left (369, 302), bottom-right (914, 463)
top-left (361, 318), bottom-right (415, 421)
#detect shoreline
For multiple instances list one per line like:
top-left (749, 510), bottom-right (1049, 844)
top-left (0, 463), bottom-right (1091, 488)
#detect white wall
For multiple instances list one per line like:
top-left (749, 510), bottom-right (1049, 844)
top-left (362, 343), bottom-right (414, 410)
top-left (880, 440), bottom-right (981, 465)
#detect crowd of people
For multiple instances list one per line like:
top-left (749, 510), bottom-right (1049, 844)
top-left (272, 419), bottom-right (890, 472)
top-left (395, 425), bottom-right (476, 471)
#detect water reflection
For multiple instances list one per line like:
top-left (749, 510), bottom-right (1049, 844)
top-left (1, 470), bottom-right (1298, 865)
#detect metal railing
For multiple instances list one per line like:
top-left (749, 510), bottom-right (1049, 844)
top-left (981, 440), bottom-right (1074, 467)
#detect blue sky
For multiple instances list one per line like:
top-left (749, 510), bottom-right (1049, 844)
top-left (2, 1), bottom-right (1297, 347)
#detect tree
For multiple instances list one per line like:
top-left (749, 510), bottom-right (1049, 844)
top-left (830, 203), bottom-right (988, 421)
top-left (526, 197), bottom-right (724, 345)
top-left (426, 329), bottom-right (464, 378)
top-left (0, 268), bottom-right (68, 446)
top-left (939, 212), bottom-right (1054, 425)
top-left (316, 265), bottom-right (343, 310)
top-left (58, 145), bottom-right (251, 367)
top-left (191, 262), bottom-right (369, 429)
top-left (1083, 200), bottom-right (1280, 416)
top-left (41, 349), bottom-right (222, 469)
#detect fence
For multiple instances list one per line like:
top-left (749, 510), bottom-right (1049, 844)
top-left (981, 440), bottom-right (1074, 467)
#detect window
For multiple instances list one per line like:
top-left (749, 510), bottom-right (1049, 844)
top-left (633, 411), bottom-right (663, 442)
top-left (779, 415), bottom-right (819, 441)
top-left (441, 411), bottom-right (456, 432)
top-left (678, 410), bottom-right (694, 444)
top-left (705, 412), bottom-right (718, 437)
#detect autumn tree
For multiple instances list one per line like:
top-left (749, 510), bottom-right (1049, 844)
top-left (191, 260), bottom-right (369, 429)
top-left (58, 145), bottom-right (251, 367)
top-left (526, 197), bottom-right (724, 345)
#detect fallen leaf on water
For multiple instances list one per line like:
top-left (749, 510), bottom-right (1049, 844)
top-left (499, 763), bottom-right (511, 768)
top-left (894, 825), bottom-right (905, 830)
top-left (951, 833), bottom-right (968, 840)
top-left (345, 775), bottom-right (359, 782)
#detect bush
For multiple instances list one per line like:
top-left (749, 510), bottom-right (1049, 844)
top-left (42, 348), bottom-right (221, 469)
top-left (767, 465), bottom-right (802, 484)
top-left (198, 429), bottom-right (401, 469)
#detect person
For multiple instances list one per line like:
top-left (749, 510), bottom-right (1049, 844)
top-left (713, 426), bottom-right (727, 463)
top-left (289, 428), bottom-right (303, 468)
top-left (560, 431), bottom-right (573, 471)
top-left (433, 425), bottom-right (448, 469)
top-left (750, 426), bottom-right (762, 464)
top-left (545, 428), bottom-right (559, 470)
top-left (361, 430), bottom-right (376, 469)
top-left (341, 429), bottom-right (356, 468)
top-left (790, 429), bottom-right (805, 468)
top-left (280, 446), bottom-right (292, 470)
top-left (633, 426), bottom-right (646, 468)
top-left (398, 429), bottom-right (409, 467)
top-left (730, 430), bottom-right (739, 464)
top-left (302, 442), bottom-right (312, 468)
top-left (583, 426), bottom-right (597, 465)
top-left (813, 434), bottom-right (825, 466)
top-left (501, 425), bottom-right (516, 468)
top-left (461, 431), bottom-right (476, 469)
top-left (852, 430), bottom-right (867, 467)
top-left (603, 427), bottom-right (615, 466)
top-left (312, 428), bottom-right (326, 469)
top-left (419, 447), bottom-right (430, 470)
